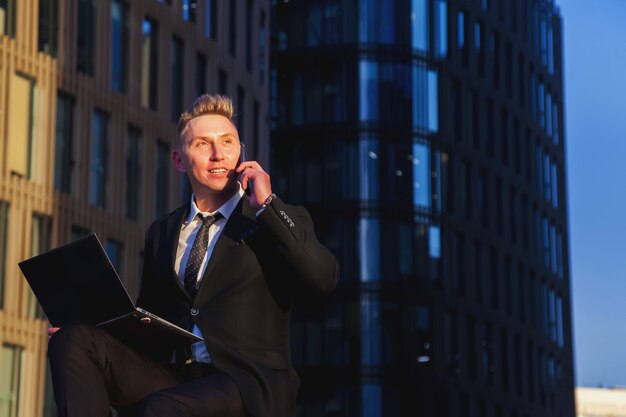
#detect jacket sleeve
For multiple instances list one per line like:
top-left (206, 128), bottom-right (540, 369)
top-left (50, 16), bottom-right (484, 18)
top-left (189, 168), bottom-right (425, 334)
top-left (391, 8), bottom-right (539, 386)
top-left (255, 196), bottom-right (339, 294)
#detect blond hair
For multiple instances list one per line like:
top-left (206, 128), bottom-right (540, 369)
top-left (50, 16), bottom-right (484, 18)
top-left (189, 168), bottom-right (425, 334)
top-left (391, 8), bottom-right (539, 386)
top-left (176, 94), bottom-right (236, 143)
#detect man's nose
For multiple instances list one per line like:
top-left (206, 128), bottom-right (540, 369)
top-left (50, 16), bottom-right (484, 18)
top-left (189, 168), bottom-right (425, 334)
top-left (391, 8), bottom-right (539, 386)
top-left (210, 144), bottom-right (225, 160)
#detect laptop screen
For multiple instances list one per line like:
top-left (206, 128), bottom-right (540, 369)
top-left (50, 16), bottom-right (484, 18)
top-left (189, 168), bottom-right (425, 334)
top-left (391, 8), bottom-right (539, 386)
top-left (18, 234), bottom-right (136, 327)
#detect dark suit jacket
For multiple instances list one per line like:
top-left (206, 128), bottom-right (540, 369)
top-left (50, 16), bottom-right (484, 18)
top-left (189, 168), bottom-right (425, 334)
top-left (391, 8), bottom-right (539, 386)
top-left (136, 195), bottom-right (339, 417)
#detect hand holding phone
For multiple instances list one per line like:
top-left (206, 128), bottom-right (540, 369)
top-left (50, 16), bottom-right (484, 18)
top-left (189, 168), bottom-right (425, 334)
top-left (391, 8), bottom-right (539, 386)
top-left (236, 144), bottom-right (273, 210)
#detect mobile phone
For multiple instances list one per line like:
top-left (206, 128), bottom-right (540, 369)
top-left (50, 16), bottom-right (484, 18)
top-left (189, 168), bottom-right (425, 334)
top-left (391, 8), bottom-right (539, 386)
top-left (239, 142), bottom-right (252, 196)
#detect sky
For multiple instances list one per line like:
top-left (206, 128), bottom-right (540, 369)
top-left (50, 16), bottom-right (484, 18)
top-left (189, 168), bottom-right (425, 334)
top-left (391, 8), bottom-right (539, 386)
top-left (558, 0), bottom-right (626, 387)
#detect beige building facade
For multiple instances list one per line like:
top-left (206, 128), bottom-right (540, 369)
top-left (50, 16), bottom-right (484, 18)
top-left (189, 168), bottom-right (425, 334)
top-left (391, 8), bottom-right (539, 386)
top-left (577, 387), bottom-right (626, 417)
top-left (0, 0), bottom-right (269, 415)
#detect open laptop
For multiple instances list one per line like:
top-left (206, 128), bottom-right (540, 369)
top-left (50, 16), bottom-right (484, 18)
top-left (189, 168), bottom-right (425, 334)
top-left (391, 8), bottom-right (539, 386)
top-left (18, 233), bottom-right (202, 353)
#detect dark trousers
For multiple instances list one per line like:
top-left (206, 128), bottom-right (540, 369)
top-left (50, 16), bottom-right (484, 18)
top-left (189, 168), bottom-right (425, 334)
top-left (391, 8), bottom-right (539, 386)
top-left (48, 323), bottom-right (247, 417)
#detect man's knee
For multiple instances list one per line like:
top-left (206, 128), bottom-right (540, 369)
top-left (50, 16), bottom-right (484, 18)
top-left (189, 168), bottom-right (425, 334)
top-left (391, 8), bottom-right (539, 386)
top-left (47, 322), bottom-right (100, 361)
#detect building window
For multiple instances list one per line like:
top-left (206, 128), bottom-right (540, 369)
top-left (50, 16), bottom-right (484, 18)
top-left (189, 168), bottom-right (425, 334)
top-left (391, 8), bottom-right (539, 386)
top-left (517, 264), bottom-right (526, 323)
top-left (77, 0), bottom-right (96, 75)
top-left (359, 218), bottom-right (380, 282)
top-left (204, 0), bottom-right (217, 39)
top-left (552, 101), bottom-right (559, 144)
top-left (0, 344), bottom-right (23, 417)
top-left (0, 0), bottom-right (16, 37)
top-left (496, 176), bottom-right (503, 235)
top-left (111, 0), bottom-right (129, 93)
top-left (252, 100), bottom-right (259, 159)
top-left (537, 80), bottom-right (545, 128)
top-left (0, 202), bottom-right (8, 310)
top-left (170, 35), bottom-right (184, 122)
top-left (141, 17), bottom-right (159, 110)
top-left (414, 304), bottom-right (432, 365)
top-left (360, 294), bottom-right (381, 365)
top-left (527, 341), bottom-right (535, 402)
top-left (125, 125), bottom-right (142, 220)
top-left (413, 142), bottom-right (430, 210)
top-left (258, 10), bottom-right (266, 84)
top-left (237, 85), bottom-right (245, 136)
top-left (359, 59), bottom-right (378, 121)
top-left (474, 242), bottom-right (483, 303)
top-left (180, 175), bottom-right (192, 204)
top-left (359, 135), bottom-right (380, 201)
top-left (38, 0), bottom-right (58, 56)
top-left (26, 214), bottom-right (51, 318)
top-left (490, 31), bottom-right (500, 88)
top-left (545, 91), bottom-right (552, 137)
top-left (486, 99), bottom-right (494, 157)
top-left (481, 322), bottom-right (494, 385)
top-left (453, 233), bottom-right (466, 295)
top-left (54, 92), bottom-right (74, 194)
top-left (467, 315), bottom-right (477, 380)
top-left (218, 68), bottom-right (228, 95)
top-left (436, 0), bottom-right (447, 58)
top-left (458, 10), bottom-right (468, 66)
top-left (411, 64), bottom-right (438, 132)
top-left (478, 169), bottom-right (488, 228)
top-left (195, 52), bottom-right (207, 97)
top-left (182, 0), bottom-right (196, 22)
top-left (105, 239), bottom-right (123, 272)
top-left (410, 0), bottom-right (428, 51)
top-left (7, 73), bottom-right (35, 179)
top-left (229, 0), bottom-right (237, 56)
top-left (474, 21), bottom-right (484, 76)
top-left (490, 248), bottom-right (499, 309)
top-left (89, 109), bottom-right (109, 207)
top-left (155, 140), bottom-right (170, 218)
top-left (246, 0), bottom-right (253, 72)
top-left (429, 224), bottom-right (442, 282)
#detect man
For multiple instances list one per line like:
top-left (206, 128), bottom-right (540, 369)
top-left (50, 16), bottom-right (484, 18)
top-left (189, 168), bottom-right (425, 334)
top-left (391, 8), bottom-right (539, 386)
top-left (48, 94), bottom-right (339, 417)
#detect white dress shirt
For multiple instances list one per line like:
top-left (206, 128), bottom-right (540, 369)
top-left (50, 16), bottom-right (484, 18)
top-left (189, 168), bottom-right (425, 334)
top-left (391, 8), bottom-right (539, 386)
top-left (175, 186), bottom-right (244, 363)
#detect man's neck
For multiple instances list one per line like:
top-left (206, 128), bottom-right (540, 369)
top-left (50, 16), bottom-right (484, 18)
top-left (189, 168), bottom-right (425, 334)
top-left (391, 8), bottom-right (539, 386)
top-left (193, 185), bottom-right (239, 213)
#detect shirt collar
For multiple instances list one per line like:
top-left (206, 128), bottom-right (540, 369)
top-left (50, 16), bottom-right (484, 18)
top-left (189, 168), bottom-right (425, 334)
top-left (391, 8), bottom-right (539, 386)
top-left (184, 185), bottom-right (245, 228)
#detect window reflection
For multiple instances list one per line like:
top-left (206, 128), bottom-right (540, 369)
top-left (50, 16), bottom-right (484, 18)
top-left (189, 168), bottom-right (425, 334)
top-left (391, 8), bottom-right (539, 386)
top-left (361, 384), bottom-right (382, 417)
top-left (359, 60), bottom-right (378, 121)
top-left (359, 218), bottom-right (380, 282)
top-left (436, 0), bottom-right (447, 58)
top-left (411, 0), bottom-right (428, 51)
top-left (412, 64), bottom-right (438, 132)
top-left (359, 135), bottom-right (380, 201)
top-left (412, 142), bottom-right (430, 210)
top-left (360, 0), bottom-right (403, 45)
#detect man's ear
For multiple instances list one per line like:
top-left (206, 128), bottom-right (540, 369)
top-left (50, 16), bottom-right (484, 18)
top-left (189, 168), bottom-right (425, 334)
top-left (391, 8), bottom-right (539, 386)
top-left (172, 149), bottom-right (187, 173)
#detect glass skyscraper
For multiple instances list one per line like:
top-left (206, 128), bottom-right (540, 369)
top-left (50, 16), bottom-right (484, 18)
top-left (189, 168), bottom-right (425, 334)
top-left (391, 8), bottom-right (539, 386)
top-left (271, 0), bottom-right (574, 416)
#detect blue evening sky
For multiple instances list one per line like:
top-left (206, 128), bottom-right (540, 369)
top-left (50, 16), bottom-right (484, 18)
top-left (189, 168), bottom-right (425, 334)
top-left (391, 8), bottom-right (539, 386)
top-left (558, 0), bottom-right (626, 387)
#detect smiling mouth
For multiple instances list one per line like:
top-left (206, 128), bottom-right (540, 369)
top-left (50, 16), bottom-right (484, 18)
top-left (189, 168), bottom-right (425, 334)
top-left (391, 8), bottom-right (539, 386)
top-left (209, 168), bottom-right (228, 174)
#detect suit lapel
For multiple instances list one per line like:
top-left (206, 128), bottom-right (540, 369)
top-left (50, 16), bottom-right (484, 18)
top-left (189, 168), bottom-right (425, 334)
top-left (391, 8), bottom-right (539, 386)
top-left (195, 197), bottom-right (258, 298)
top-left (164, 205), bottom-right (190, 298)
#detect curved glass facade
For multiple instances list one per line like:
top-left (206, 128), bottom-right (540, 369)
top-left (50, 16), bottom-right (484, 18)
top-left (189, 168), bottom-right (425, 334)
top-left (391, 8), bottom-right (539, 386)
top-left (271, 0), bottom-right (573, 416)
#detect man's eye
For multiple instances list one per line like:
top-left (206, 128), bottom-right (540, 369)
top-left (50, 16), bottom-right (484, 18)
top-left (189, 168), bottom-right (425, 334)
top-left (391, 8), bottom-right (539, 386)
top-left (224, 138), bottom-right (233, 145)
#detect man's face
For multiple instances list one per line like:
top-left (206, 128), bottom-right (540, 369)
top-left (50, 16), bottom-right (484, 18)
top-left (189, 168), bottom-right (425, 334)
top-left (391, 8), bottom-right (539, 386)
top-left (173, 114), bottom-right (241, 198)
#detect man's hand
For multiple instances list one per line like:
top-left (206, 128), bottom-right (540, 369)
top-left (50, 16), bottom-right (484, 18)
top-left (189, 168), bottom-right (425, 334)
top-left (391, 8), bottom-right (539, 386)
top-left (48, 327), bottom-right (60, 340)
top-left (236, 161), bottom-right (273, 210)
